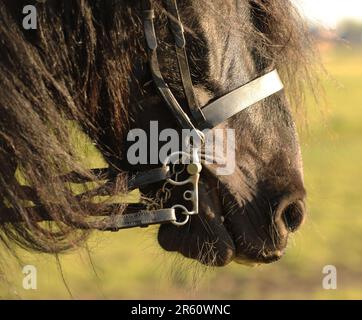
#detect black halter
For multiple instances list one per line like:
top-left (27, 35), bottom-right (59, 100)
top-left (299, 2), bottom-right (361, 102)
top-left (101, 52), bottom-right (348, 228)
top-left (142, 0), bottom-right (284, 131)
top-left (0, 0), bottom-right (284, 230)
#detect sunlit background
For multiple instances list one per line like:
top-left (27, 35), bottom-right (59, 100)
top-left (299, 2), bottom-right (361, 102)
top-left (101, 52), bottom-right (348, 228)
top-left (296, 0), bottom-right (362, 28)
top-left (0, 1), bottom-right (361, 299)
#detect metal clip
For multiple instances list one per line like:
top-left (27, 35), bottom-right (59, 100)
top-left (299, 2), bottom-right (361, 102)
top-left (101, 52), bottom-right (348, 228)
top-left (162, 150), bottom-right (202, 226)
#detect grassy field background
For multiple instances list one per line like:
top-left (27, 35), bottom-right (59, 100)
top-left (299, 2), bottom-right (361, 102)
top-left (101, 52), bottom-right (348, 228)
top-left (0, 46), bottom-right (361, 299)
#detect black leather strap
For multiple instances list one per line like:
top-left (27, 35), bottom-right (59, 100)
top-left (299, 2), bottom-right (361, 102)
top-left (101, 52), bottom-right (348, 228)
top-left (128, 166), bottom-right (170, 189)
top-left (164, 0), bottom-right (206, 125)
top-left (59, 167), bottom-right (170, 189)
top-left (0, 205), bottom-right (176, 231)
top-left (142, 0), bottom-right (204, 141)
top-left (96, 208), bottom-right (176, 231)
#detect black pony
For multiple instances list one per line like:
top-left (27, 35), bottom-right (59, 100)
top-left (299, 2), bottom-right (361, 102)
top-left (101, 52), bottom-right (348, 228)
top-left (0, 0), bottom-right (316, 266)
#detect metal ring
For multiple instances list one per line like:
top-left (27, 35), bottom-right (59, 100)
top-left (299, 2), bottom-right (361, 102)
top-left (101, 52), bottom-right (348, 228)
top-left (163, 151), bottom-right (192, 186)
top-left (171, 204), bottom-right (190, 226)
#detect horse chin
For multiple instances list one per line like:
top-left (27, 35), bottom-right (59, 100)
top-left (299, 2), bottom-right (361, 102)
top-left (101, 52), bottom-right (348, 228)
top-left (157, 165), bottom-right (288, 267)
top-left (234, 256), bottom-right (261, 267)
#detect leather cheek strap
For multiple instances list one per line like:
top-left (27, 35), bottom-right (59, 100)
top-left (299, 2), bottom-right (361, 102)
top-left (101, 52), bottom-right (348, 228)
top-left (199, 69), bottom-right (284, 129)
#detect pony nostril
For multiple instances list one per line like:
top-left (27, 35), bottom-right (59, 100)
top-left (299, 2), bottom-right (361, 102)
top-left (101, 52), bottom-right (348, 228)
top-left (281, 200), bottom-right (305, 232)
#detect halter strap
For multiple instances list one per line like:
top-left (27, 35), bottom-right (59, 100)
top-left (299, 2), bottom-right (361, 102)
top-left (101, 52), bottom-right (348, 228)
top-left (142, 0), bottom-right (204, 142)
top-left (142, 0), bottom-right (284, 133)
top-left (0, 205), bottom-right (176, 231)
top-left (164, 0), bottom-right (206, 125)
top-left (200, 70), bottom-right (284, 129)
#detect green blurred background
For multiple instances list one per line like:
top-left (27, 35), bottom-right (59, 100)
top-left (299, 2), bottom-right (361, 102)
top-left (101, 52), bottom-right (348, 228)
top-left (0, 45), bottom-right (361, 300)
